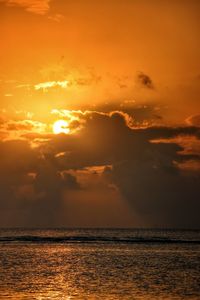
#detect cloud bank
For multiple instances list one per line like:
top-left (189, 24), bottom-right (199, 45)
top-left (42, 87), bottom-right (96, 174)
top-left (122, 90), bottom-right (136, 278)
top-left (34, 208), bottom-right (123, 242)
top-left (0, 110), bottom-right (200, 228)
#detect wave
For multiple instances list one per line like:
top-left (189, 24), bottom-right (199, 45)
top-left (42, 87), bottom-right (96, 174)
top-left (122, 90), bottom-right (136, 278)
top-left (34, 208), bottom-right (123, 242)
top-left (0, 235), bottom-right (200, 244)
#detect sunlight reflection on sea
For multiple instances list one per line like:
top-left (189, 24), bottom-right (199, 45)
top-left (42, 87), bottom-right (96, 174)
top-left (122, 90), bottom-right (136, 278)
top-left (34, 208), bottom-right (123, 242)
top-left (0, 229), bottom-right (199, 300)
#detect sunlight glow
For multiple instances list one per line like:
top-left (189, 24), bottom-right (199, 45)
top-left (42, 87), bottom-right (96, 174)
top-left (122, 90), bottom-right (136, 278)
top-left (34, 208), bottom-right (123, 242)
top-left (53, 120), bottom-right (70, 134)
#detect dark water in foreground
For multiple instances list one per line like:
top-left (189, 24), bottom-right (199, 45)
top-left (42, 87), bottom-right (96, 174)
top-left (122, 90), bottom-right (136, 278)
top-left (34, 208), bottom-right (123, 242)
top-left (0, 229), bottom-right (199, 300)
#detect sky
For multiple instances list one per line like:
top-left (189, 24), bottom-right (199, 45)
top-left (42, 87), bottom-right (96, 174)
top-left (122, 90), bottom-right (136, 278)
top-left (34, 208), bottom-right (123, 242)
top-left (0, 0), bottom-right (200, 228)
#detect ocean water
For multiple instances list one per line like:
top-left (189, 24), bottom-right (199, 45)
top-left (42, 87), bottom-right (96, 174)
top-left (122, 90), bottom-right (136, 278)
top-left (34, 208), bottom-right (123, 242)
top-left (0, 229), bottom-right (199, 300)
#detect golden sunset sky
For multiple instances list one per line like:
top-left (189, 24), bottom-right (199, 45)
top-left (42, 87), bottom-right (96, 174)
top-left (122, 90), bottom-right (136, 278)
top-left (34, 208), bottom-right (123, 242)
top-left (0, 0), bottom-right (200, 228)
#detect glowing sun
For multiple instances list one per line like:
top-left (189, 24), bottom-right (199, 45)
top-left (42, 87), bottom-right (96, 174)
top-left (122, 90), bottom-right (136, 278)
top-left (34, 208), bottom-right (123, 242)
top-left (53, 120), bottom-right (70, 134)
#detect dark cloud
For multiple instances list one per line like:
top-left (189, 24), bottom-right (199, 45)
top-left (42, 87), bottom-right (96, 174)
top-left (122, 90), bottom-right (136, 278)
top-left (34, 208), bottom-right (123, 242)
top-left (0, 140), bottom-right (80, 227)
top-left (49, 111), bottom-right (200, 228)
top-left (137, 72), bottom-right (154, 89)
top-left (110, 159), bottom-right (200, 228)
top-left (46, 112), bottom-right (200, 171)
top-left (92, 102), bottom-right (163, 125)
top-left (1, 111), bottom-right (200, 228)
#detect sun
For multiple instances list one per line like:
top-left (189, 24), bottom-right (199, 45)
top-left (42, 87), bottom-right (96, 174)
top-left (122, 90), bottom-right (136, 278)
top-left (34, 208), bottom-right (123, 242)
top-left (53, 120), bottom-right (70, 134)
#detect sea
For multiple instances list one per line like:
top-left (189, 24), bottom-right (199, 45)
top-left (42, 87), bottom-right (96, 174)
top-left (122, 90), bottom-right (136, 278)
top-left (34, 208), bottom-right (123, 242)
top-left (0, 228), bottom-right (199, 300)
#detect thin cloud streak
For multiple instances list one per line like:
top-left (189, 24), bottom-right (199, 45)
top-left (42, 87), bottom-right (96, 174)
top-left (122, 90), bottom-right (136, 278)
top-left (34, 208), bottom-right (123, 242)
top-left (34, 80), bottom-right (68, 91)
top-left (4, 0), bottom-right (50, 15)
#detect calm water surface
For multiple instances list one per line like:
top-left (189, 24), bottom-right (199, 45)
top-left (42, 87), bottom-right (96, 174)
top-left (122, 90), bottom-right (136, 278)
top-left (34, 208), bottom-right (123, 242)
top-left (0, 229), bottom-right (199, 300)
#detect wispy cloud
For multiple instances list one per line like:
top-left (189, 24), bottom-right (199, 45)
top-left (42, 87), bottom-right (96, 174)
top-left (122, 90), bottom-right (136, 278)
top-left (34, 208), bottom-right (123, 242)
top-left (48, 13), bottom-right (64, 23)
top-left (4, 94), bottom-right (13, 97)
top-left (34, 80), bottom-right (68, 91)
top-left (4, 0), bottom-right (50, 15)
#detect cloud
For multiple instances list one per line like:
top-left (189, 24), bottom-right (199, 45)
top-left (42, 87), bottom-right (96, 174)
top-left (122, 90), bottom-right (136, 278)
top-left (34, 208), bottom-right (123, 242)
top-left (48, 13), bottom-right (64, 23)
top-left (15, 73), bottom-right (101, 93)
top-left (186, 114), bottom-right (200, 127)
top-left (0, 139), bottom-right (80, 227)
top-left (4, 94), bottom-right (13, 97)
top-left (0, 110), bottom-right (200, 227)
top-left (48, 111), bottom-right (200, 227)
top-left (6, 120), bottom-right (45, 131)
top-left (0, 117), bottom-right (47, 141)
top-left (4, 0), bottom-right (50, 15)
top-left (92, 102), bottom-right (163, 126)
top-left (48, 111), bottom-right (200, 168)
top-left (137, 72), bottom-right (154, 89)
top-left (110, 159), bottom-right (200, 228)
top-left (34, 80), bottom-right (68, 91)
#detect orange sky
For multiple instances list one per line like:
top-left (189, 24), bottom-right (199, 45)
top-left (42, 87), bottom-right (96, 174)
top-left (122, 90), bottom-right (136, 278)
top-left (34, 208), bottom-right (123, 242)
top-left (1, 0), bottom-right (200, 122)
top-left (0, 0), bottom-right (200, 228)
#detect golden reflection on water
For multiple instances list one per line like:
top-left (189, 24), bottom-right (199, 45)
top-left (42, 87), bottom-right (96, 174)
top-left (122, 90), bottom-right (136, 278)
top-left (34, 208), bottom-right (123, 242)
top-left (0, 229), bottom-right (200, 300)
top-left (37, 293), bottom-right (72, 300)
